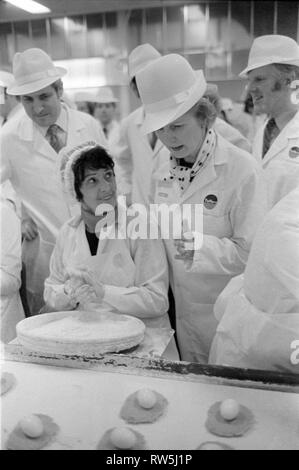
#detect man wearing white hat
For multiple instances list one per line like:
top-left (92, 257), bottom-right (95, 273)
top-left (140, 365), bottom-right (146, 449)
top-left (136, 54), bottom-right (265, 363)
top-left (93, 87), bottom-right (120, 147)
top-left (112, 44), bottom-right (169, 206)
top-left (0, 48), bottom-right (106, 313)
top-left (240, 34), bottom-right (299, 210)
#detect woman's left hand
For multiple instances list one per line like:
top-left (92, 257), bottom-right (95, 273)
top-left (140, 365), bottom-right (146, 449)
top-left (80, 269), bottom-right (105, 302)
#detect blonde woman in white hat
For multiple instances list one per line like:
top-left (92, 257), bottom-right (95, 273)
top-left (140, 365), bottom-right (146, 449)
top-left (93, 87), bottom-right (120, 147)
top-left (112, 44), bottom-right (170, 207)
top-left (0, 48), bottom-right (107, 314)
top-left (43, 142), bottom-right (177, 358)
top-left (241, 34), bottom-right (299, 210)
top-left (136, 54), bottom-right (265, 363)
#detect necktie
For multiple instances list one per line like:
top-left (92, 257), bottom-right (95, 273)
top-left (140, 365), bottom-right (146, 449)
top-left (102, 127), bottom-right (108, 138)
top-left (262, 118), bottom-right (279, 158)
top-left (46, 124), bottom-right (65, 153)
top-left (148, 132), bottom-right (157, 150)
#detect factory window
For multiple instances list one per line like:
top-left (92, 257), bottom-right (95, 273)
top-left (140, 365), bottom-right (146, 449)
top-left (184, 3), bottom-right (207, 51)
top-left (14, 21), bottom-right (32, 52)
top-left (277, 1), bottom-right (298, 39)
top-left (66, 16), bottom-right (87, 59)
top-left (144, 8), bottom-right (163, 51)
top-left (31, 19), bottom-right (48, 53)
top-left (0, 22), bottom-right (13, 65)
top-left (49, 18), bottom-right (67, 59)
top-left (254, 1), bottom-right (274, 37)
top-left (165, 6), bottom-right (184, 52)
top-left (128, 9), bottom-right (143, 53)
top-left (86, 13), bottom-right (105, 57)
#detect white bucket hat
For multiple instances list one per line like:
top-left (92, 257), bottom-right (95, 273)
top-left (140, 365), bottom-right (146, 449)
top-left (7, 48), bottom-right (67, 95)
top-left (136, 54), bottom-right (207, 134)
top-left (128, 43), bottom-right (161, 80)
top-left (0, 71), bottom-right (14, 88)
top-left (240, 35), bottom-right (299, 77)
top-left (95, 87), bottom-right (118, 104)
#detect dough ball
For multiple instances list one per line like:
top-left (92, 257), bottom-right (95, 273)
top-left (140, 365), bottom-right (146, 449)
top-left (220, 399), bottom-right (240, 421)
top-left (19, 414), bottom-right (44, 438)
top-left (120, 389), bottom-right (168, 424)
top-left (6, 414), bottom-right (59, 450)
top-left (136, 389), bottom-right (157, 409)
top-left (97, 427), bottom-right (146, 450)
top-left (206, 402), bottom-right (254, 437)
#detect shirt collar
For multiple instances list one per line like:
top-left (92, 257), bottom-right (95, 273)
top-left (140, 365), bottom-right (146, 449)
top-left (274, 109), bottom-right (298, 132)
top-left (35, 104), bottom-right (68, 137)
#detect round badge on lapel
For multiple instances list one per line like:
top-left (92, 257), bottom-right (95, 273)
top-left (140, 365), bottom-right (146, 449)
top-left (204, 194), bottom-right (218, 210)
top-left (289, 146), bottom-right (299, 159)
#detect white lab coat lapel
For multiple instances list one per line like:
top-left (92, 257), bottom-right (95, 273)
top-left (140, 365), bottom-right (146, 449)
top-left (261, 111), bottom-right (299, 166)
top-left (180, 148), bottom-right (222, 203)
top-left (17, 114), bottom-right (57, 163)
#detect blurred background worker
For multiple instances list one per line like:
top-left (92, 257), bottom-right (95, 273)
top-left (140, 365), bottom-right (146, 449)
top-left (93, 87), bottom-right (120, 147)
top-left (74, 91), bottom-right (96, 116)
top-left (112, 43), bottom-right (169, 207)
top-left (202, 83), bottom-right (252, 152)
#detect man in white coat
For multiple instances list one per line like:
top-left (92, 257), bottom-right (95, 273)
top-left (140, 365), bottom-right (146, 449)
top-left (112, 44), bottom-right (169, 206)
top-left (240, 35), bottom-right (299, 210)
top-left (0, 48), bottom-right (106, 313)
top-left (209, 185), bottom-right (299, 374)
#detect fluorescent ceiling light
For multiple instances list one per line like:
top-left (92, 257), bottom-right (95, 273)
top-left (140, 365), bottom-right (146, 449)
top-left (4, 0), bottom-right (51, 14)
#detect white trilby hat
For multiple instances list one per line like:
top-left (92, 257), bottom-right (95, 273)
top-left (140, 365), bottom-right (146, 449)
top-left (128, 43), bottom-right (161, 80)
top-left (240, 35), bottom-right (299, 77)
top-left (7, 48), bottom-right (67, 95)
top-left (136, 54), bottom-right (207, 134)
top-left (0, 71), bottom-right (14, 88)
top-left (95, 87), bottom-right (118, 103)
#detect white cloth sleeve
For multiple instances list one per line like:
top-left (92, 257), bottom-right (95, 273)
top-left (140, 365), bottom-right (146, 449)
top-left (0, 202), bottom-right (22, 296)
top-left (43, 230), bottom-right (77, 311)
top-left (102, 238), bottom-right (169, 319)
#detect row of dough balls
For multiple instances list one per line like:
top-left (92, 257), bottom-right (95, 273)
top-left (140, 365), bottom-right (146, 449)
top-left (2, 372), bottom-right (254, 450)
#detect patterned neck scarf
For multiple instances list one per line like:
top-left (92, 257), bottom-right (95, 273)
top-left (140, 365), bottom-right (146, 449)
top-left (167, 128), bottom-right (216, 193)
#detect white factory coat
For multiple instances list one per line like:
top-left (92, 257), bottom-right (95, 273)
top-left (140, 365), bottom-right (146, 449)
top-left (0, 106), bottom-right (106, 313)
top-left (44, 208), bottom-right (171, 330)
top-left (112, 107), bottom-right (170, 205)
top-left (252, 111), bottom-right (299, 210)
top-left (209, 186), bottom-right (299, 373)
top-left (0, 199), bottom-right (25, 342)
top-left (155, 134), bottom-right (265, 363)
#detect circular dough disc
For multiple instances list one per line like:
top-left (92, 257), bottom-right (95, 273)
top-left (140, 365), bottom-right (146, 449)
top-left (206, 402), bottom-right (254, 437)
top-left (97, 427), bottom-right (146, 450)
top-left (120, 390), bottom-right (168, 424)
